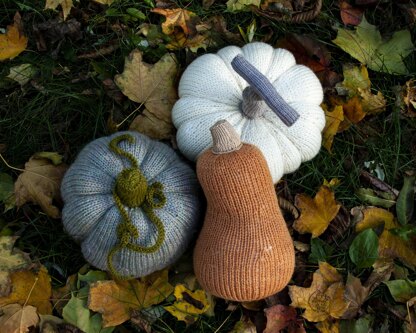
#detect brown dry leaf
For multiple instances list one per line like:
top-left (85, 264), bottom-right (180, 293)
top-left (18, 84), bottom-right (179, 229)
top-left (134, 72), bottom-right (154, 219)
top-left (342, 274), bottom-right (370, 319)
top-left (14, 154), bottom-right (68, 219)
top-left (151, 8), bottom-right (199, 36)
top-left (293, 185), bottom-right (341, 238)
top-left (277, 34), bottom-right (341, 88)
top-left (353, 207), bottom-right (416, 268)
top-left (44, 0), bottom-right (74, 20)
top-left (0, 304), bottom-right (39, 333)
top-left (88, 269), bottom-right (173, 327)
top-left (364, 258), bottom-right (394, 295)
top-left (338, 96), bottom-right (366, 132)
top-left (0, 236), bottom-right (31, 297)
top-left (339, 0), bottom-right (364, 26)
top-left (289, 262), bottom-right (350, 322)
top-left (264, 305), bottom-right (305, 333)
top-left (322, 104), bottom-right (344, 152)
top-left (0, 266), bottom-right (52, 315)
top-left (0, 12), bottom-right (28, 61)
top-left (402, 79), bottom-right (416, 117)
top-left (115, 50), bottom-right (178, 140)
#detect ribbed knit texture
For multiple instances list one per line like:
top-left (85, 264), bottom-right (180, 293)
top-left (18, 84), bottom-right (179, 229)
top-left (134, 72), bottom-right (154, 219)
top-left (194, 123), bottom-right (295, 301)
top-left (61, 131), bottom-right (201, 278)
top-left (172, 42), bottom-right (325, 184)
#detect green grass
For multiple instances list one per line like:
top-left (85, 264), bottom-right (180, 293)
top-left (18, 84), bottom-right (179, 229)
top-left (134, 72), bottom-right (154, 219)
top-left (1, 0), bottom-right (416, 332)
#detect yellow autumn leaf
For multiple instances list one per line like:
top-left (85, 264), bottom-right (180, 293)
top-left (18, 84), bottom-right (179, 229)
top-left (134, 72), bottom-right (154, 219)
top-left (315, 319), bottom-right (340, 333)
top-left (354, 207), bottom-right (416, 268)
top-left (151, 8), bottom-right (199, 36)
top-left (88, 269), bottom-right (173, 327)
top-left (0, 12), bottom-right (28, 61)
top-left (164, 284), bottom-right (211, 324)
top-left (289, 262), bottom-right (350, 322)
top-left (44, 0), bottom-right (74, 20)
top-left (14, 154), bottom-right (68, 219)
top-left (114, 50), bottom-right (178, 140)
top-left (293, 185), bottom-right (341, 238)
top-left (0, 304), bottom-right (39, 333)
top-left (0, 266), bottom-right (52, 315)
top-left (338, 96), bottom-right (366, 132)
top-left (0, 236), bottom-right (31, 297)
top-left (323, 178), bottom-right (341, 188)
top-left (322, 104), bottom-right (344, 152)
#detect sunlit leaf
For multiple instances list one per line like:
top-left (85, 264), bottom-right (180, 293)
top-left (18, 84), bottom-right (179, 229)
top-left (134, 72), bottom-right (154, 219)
top-left (0, 13), bottom-right (28, 61)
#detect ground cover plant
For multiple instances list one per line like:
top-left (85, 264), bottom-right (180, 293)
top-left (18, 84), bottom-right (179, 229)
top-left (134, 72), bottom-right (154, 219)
top-left (0, 0), bottom-right (415, 332)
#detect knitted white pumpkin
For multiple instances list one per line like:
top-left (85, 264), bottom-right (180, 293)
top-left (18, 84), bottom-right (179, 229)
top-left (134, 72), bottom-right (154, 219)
top-left (61, 131), bottom-right (200, 278)
top-left (172, 42), bottom-right (325, 183)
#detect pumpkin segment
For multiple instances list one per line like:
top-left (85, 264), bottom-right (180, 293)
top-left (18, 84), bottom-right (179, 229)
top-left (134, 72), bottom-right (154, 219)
top-left (172, 42), bottom-right (325, 183)
top-left (194, 120), bottom-right (295, 301)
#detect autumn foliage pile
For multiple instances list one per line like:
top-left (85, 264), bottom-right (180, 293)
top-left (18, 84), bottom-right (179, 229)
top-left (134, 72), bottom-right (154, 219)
top-left (0, 0), bottom-right (416, 333)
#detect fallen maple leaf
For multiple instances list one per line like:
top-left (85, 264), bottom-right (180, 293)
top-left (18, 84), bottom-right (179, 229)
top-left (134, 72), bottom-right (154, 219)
top-left (289, 262), bottom-right (350, 322)
top-left (333, 16), bottom-right (414, 75)
top-left (14, 154), bottom-right (68, 219)
top-left (88, 269), bottom-right (173, 327)
top-left (339, 0), bottom-right (364, 26)
top-left (164, 284), bottom-right (211, 325)
top-left (322, 104), bottom-right (344, 152)
top-left (0, 266), bottom-right (52, 315)
top-left (151, 8), bottom-right (199, 37)
top-left (353, 206), bottom-right (416, 268)
top-left (0, 12), bottom-right (28, 61)
top-left (44, 0), bottom-right (74, 20)
top-left (114, 50), bottom-right (178, 140)
top-left (263, 305), bottom-right (306, 333)
top-left (293, 185), bottom-right (341, 238)
top-left (0, 236), bottom-right (31, 297)
top-left (342, 274), bottom-right (370, 319)
top-left (0, 304), bottom-right (39, 333)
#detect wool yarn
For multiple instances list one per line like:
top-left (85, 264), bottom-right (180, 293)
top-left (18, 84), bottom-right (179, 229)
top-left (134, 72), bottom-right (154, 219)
top-left (194, 120), bottom-right (295, 301)
top-left (61, 131), bottom-right (201, 278)
top-left (172, 42), bottom-right (325, 184)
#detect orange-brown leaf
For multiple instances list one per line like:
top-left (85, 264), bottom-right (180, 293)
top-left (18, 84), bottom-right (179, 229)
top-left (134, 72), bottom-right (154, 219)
top-left (0, 12), bottom-right (28, 61)
top-left (293, 186), bottom-right (341, 238)
top-left (322, 105), bottom-right (344, 152)
top-left (88, 269), bottom-right (173, 327)
top-left (152, 8), bottom-right (199, 37)
top-left (289, 262), bottom-right (349, 322)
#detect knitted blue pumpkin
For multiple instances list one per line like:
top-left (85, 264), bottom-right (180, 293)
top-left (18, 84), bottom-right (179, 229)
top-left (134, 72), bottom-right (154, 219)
top-left (61, 131), bottom-right (200, 278)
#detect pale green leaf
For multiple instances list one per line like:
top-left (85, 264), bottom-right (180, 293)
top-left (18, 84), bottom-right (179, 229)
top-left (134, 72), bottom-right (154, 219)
top-left (385, 279), bottom-right (416, 303)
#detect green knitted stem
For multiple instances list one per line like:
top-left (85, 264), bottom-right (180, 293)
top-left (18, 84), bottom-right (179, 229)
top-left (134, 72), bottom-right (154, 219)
top-left (107, 134), bottom-right (167, 280)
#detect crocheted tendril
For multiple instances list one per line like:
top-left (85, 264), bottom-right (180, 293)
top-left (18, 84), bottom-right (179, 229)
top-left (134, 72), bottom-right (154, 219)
top-left (107, 134), bottom-right (166, 279)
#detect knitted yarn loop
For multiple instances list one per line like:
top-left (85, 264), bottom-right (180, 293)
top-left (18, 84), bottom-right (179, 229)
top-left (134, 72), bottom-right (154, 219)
top-left (107, 134), bottom-right (167, 279)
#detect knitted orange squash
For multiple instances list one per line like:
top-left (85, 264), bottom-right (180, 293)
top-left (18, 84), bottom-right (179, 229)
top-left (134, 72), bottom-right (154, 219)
top-left (194, 120), bottom-right (295, 301)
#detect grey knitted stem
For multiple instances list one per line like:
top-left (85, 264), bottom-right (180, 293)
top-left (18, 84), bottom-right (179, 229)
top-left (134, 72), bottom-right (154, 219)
top-left (210, 120), bottom-right (242, 154)
top-left (231, 55), bottom-right (300, 127)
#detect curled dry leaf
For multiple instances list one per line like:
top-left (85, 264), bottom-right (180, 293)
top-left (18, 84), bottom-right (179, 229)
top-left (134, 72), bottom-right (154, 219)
top-left (164, 284), bottom-right (211, 325)
top-left (293, 185), bottom-right (341, 238)
top-left (88, 269), bottom-right (173, 327)
top-left (14, 154), bottom-right (68, 219)
top-left (115, 50), bottom-right (178, 140)
top-left (0, 304), bottom-right (39, 333)
top-left (0, 12), bottom-right (28, 61)
top-left (402, 80), bottom-right (416, 117)
top-left (339, 0), bottom-right (364, 26)
top-left (289, 262), bottom-right (350, 322)
top-left (263, 305), bottom-right (305, 333)
top-left (353, 207), bottom-right (416, 268)
top-left (0, 236), bottom-right (31, 297)
top-left (0, 266), bottom-right (52, 315)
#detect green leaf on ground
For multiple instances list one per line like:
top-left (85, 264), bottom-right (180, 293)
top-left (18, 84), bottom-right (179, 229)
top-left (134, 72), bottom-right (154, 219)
top-left (226, 0), bottom-right (260, 12)
top-left (356, 188), bottom-right (396, 208)
top-left (349, 229), bottom-right (379, 268)
top-left (385, 279), bottom-right (416, 303)
top-left (333, 16), bottom-right (414, 74)
top-left (63, 295), bottom-right (114, 333)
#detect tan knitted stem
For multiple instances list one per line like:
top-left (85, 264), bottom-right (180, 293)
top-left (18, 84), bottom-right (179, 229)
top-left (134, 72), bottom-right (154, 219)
top-left (241, 87), bottom-right (267, 119)
top-left (210, 120), bottom-right (242, 154)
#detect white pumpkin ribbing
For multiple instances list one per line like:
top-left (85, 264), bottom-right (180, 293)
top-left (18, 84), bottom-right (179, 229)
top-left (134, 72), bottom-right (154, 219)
top-left (172, 42), bottom-right (325, 184)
